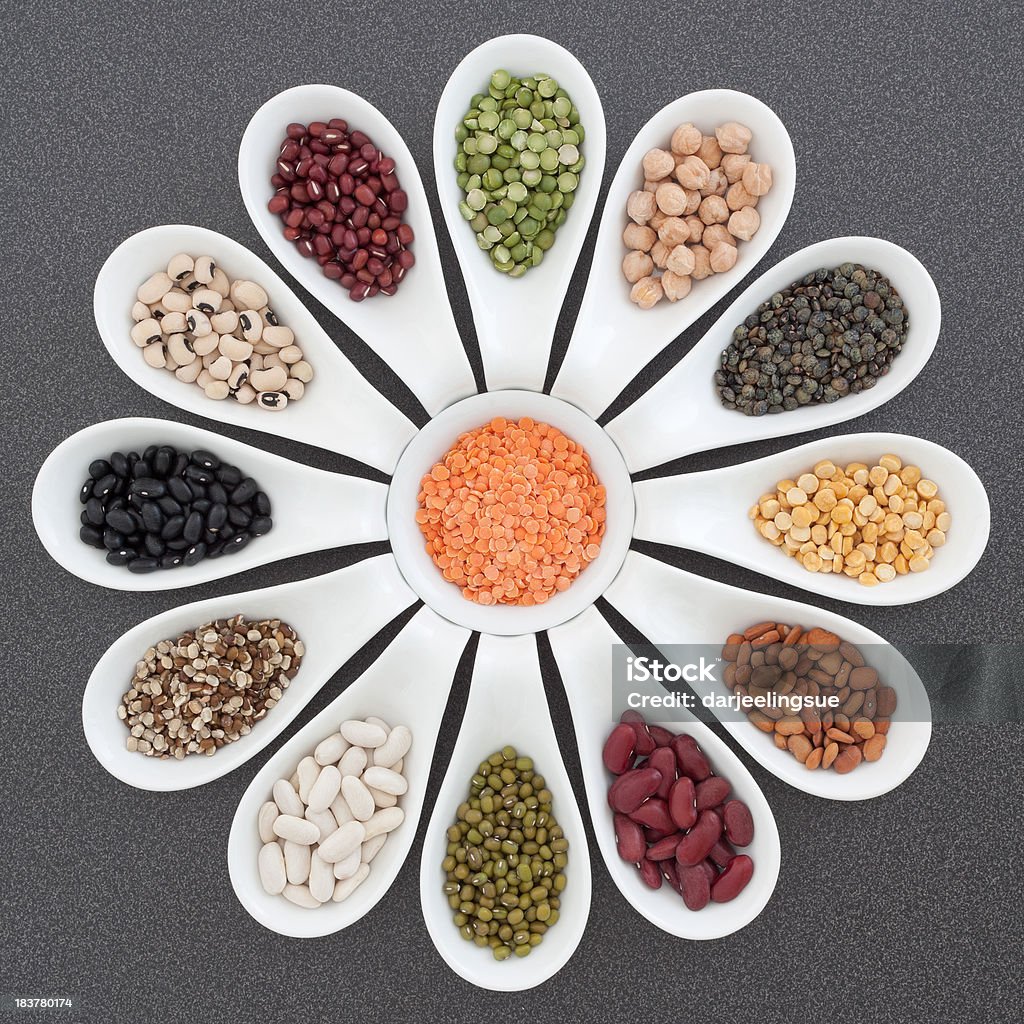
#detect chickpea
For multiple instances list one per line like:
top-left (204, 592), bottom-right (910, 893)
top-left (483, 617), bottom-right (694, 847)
top-left (623, 223), bottom-right (656, 252)
top-left (643, 148), bottom-right (676, 181)
top-left (648, 210), bottom-right (668, 231)
top-left (622, 249), bottom-right (654, 283)
top-left (644, 179), bottom-right (659, 193)
top-left (726, 181), bottom-right (758, 211)
top-left (709, 243), bottom-right (739, 273)
top-left (661, 270), bottom-right (693, 302)
top-left (655, 181), bottom-right (688, 216)
top-left (720, 153), bottom-right (751, 184)
top-left (629, 275), bottom-right (664, 309)
top-left (626, 189), bottom-right (658, 224)
top-left (683, 188), bottom-right (702, 215)
top-left (728, 206), bottom-right (760, 241)
top-left (698, 134), bottom-right (723, 169)
top-left (698, 194), bottom-right (729, 225)
top-left (684, 215), bottom-right (705, 243)
top-left (650, 239), bottom-right (672, 269)
top-left (674, 155), bottom-right (710, 191)
top-left (657, 216), bottom-right (690, 247)
top-left (702, 168), bottom-right (728, 197)
top-left (716, 121), bottom-right (752, 154)
top-left (666, 243), bottom-right (695, 276)
top-left (702, 223), bottom-right (736, 250)
top-left (690, 244), bottom-right (713, 280)
top-left (741, 161), bottom-right (774, 196)
top-left (670, 122), bottom-right (702, 155)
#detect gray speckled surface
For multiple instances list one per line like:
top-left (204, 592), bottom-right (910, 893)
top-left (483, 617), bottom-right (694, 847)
top-left (4, 0), bottom-right (1022, 1020)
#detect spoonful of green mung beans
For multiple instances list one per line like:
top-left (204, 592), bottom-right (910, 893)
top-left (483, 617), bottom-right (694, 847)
top-left (443, 746), bottom-right (569, 960)
top-left (454, 70), bottom-right (585, 277)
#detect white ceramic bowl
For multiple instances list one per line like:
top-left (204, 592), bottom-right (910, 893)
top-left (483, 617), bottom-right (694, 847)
top-left (33, 417), bottom-right (387, 592)
top-left (239, 84), bottom-right (477, 416)
top-left (419, 633), bottom-right (591, 990)
top-left (549, 605), bottom-right (781, 939)
top-left (604, 551), bottom-right (932, 801)
top-left (605, 236), bottom-right (941, 471)
top-left (633, 432), bottom-right (989, 606)
top-left (433, 34), bottom-right (607, 392)
top-left (551, 88), bottom-right (795, 417)
top-left (387, 390), bottom-right (634, 634)
top-left (94, 224), bottom-right (416, 474)
top-left (229, 606), bottom-right (470, 937)
top-left (82, 553), bottom-right (416, 791)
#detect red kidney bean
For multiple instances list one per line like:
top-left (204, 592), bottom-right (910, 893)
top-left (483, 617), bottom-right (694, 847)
top-left (699, 858), bottom-right (718, 885)
top-left (620, 710), bottom-right (656, 756)
top-left (675, 809), bottom-right (723, 866)
top-left (695, 776), bottom-right (731, 811)
top-left (602, 723), bottom-right (637, 775)
top-left (608, 767), bottom-right (662, 814)
top-left (711, 854), bottom-right (753, 902)
top-left (660, 859), bottom-right (680, 889)
top-left (643, 826), bottom-right (671, 844)
top-left (638, 858), bottom-right (663, 889)
top-left (647, 748), bottom-right (677, 799)
top-left (709, 836), bottom-right (737, 868)
top-left (723, 799), bottom-right (755, 847)
top-left (671, 734), bottom-right (711, 781)
top-left (677, 864), bottom-right (711, 911)
top-left (648, 724), bottom-right (675, 747)
top-left (668, 776), bottom-right (697, 830)
top-left (613, 814), bottom-right (646, 863)
top-left (645, 835), bottom-right (682, 861)
top-left (630, 797), bottom-right (675, 834)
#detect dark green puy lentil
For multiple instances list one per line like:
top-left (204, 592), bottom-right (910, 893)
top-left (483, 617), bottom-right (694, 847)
top-left (455, 69), bottom-right (585, 277)
top-left (443, 746), bottom-right (568, 961)
top-left (715, 263), bottom-right (909, 416)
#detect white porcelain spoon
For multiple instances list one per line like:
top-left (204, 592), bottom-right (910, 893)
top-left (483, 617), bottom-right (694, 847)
top-left (603, 551), bottom-right (932, 801)
top-left (604, 236), bottom-right (940, 472)
top-left (419, 632), bottom-right (592, 990)
top-left (34, 417), bottom-right (387, 592)
top-left (239, 84), bottom-right (477, 416)
top-left (433, 34), bottom-right (607, 392)
top-left (633, 432), bottom-right (989, 606)
top-left (548, 604), bottom-right (781, 939)
top-left (228, 605), bottom-right (471, 938)
top-left (82, 552), bottom-right (417, 791)
top-left (94, 224), bottom-right (416, 474)
top-left (551, 89), bottom-right (795, 418)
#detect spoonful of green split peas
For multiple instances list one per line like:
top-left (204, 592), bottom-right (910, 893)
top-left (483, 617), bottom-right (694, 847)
top-left (454, 70), bottom-right (585, 277)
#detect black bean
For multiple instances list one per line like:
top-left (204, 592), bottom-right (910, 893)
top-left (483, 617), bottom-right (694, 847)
top-left (144, 534), bottom-right (166, 558)
top-left (80, 509), bottom-right (91, 526)
top-left (167, 476), bottom-right (192, 503)
top-left (141, 502), bottom-right (164, 533)
top-left (105, 508), bottom-right (136, 534)
top-left (159, 552), bottom-right (184, 570)
top-left (85, 497), bottom-right (105, 526)
top-left (191, 449), bottom-right (220, 470)
top-left (127, 557), bottom-right (160, 574)
top-left (217, 465), bottom-right (242, 487)
top-left (80, 480), bottom-right (93, 504)
top-left (207, 482), bottom-right (228, 505)
top-left (80, 525), bottom-right (104, 548)
top-left (106, 548), bottom-right (134, 566)
top-left (207, 502), bottom-right (228, 531)
top-left (93, 473), bottom-right (117, 499)
top-left (183, 511), bottom-right (204, 544)
top-left (161, 514), bottom-right (185, 540)
top-left (157, 496), bottom-right (182, 517)
top-left (187, 481), bottom-right (207, 501)
top-left (253, 491), bottom-right (272, 516)
top-left (183, 542), bottom-right (208, 566)
top-left (206, 541), bottom-right (226, 560)
top-left (192, 498), bottom-right (212, 514)
top-left (131, 460), bottom-right (151, 479)
top-left (89, 459), bottom-right (112, 480)
top-left (220, 524), bottom-right (237, 541)
top-left (227, 504), bottom-right (252, 527)
top-left (152, 447), bottom-right (174, 477)
top-left (227, 533), bottom-right (250, 553)
top-left (184, 464), bottom-right (215, 485)
top-left (250, 515), bottom-right (273, 536)
top-left (231, 477), bottom-right (257, 504)
top-left (166, 537), bottom-right (191, 552)
top-left (173, 453), bottom-right (189, 477)
top-left (132, 477), bottom-right (166, 498)
top-left (110, 451), bottom-right (130, 477)
top-left (103, 529), bottom-right (126, 551)
top-left (143, 445), bottom-right (159, 463)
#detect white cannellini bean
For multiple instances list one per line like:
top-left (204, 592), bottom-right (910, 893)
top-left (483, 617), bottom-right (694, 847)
top-left (304, 807), bottom-right (338, 843)
top-left (360, 833), bottom-right (388, 865)
top-left (332, 864), bottom-right (370, 903)
top-left (330, 795), bottom-right (354, 827)
top-left (362, 806), bottom-right (405, 841)
top-left (338, 746), bottom-right (367, 778)
top-left (314, 733), bottom-right (349, 766)
top-left (284, 840), bottom-right (311, 885)
top-left (258, 801), bottom-right (279, 844)
top-left (341, 776), bottom-right (375, 822)
top-left (372, 725), bottom-right (412, 768)
top-left (308, 852), bottom-right (335, 904)
top-left (258, 842), bottom-right (287, 895)
top-left (283, 883), bottom-right (321, 909)
top-left (297, 756), bottom-right (320, 803)
top-left (273, 778), bottom-right (303, 817)
top-left (339, 720), bottom-right (387, 748)
top-left (365, 716), bottom-right (390, 733)
top-left (273, 815), bottom-right (320, 845)
top-left (362, 766), bottom-right (408, 796)
top-left (307, 765), bottom-right (342, 813)
top-left (316, 820), bottom-right (365, 864)
top-left (332, 847), bottom-right (362, 880)
top-left (368, 786), bottom-right (397, 809)
top-left (391, 758), bottom-right (403, 775)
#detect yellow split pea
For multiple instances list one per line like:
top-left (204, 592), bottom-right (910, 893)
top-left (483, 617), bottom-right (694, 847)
top-left (748, 455), bottom-right (950, 586)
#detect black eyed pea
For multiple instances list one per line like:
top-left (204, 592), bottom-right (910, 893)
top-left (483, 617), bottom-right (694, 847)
top-left (131, 300), bottom-right (151, 322)
top-left (178, 272), bottom-right (200, 293)
top-left (232, 280), bottom-right (268, 309)
top-left (166, 334), bottom-right (195, 366)
top-left (192, 333), bottom-right (220, 357)
top-left (143, 342), bottom-right (167, 368)
top-left (210, 310), bottom-right (238, 334)
top-left (175, 361), bottom-right (203, 384)
top-left (196, 369), bottom-right (213, 388)
top-left (257, 391), bottom-right (288, 411)
top-left (209, 267), bottom-right (231, 297)
top-left (238, 309), bottom-right (264, 342)
top-left (137, 271), bottom-right (173, 304)
top-left (262, 325), bottom-right (294, 349)
top-left (167, 253), bottom-right (194, 281)
top-left (251, 366), bottom-right (288, 392)
top-left (148, 302), bottom-right (169, 321)
top-left (260, 306), bottom-right (280, 327)
top-left (131, 318), bottom-right (162, 347)
top-left (278, 345), bottom-right (303, 364)
top-left (185, 309), bottom-right (212, 337)
top-left (252, 340), bottom-right (276, 356)
top-left (263, 353), bottom-right (286, 372)
top-left (161, 289), bottom-right (192, 313)
top-left (234, 383), bottom-right (257, 404)
top-left (290, 360), bottom-right (314, 383)
top-left (192, 288), bottom-right (223, 314)
top-left (194, 255), bottom-right (216, 284)
top-left (204, 380), bottom-right (230, 400)
top-left (208, 355), bottom-right (232, 381)
top-left (159, 311), bottom-right (188, 335)
top-left (227, 364), bottom-right (249, 391)
top-left (282, 379), bottom-right (305, 401)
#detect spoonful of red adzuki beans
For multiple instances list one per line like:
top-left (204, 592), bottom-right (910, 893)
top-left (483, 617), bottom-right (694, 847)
top-left (268, 119), bottom-right (414, 302)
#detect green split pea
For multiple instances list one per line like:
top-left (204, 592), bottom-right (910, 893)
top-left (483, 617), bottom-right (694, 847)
top-left (455, 69), bottom-right (585, 277)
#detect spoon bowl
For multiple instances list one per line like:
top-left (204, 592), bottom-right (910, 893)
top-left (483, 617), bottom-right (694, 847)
top-left (82, 553), bottom-right (416, 791)
top-left (228, 605), bottom-right (470, 938)
top-left (34, 417), bottom-right (388, 591)
top-left (551, 89), bottom-right (795, 418)
top-left (604, 551), bottom-right (932, 800)
top-left (239, 84), bottom-right (476, 416)
top-left (95, 224), bottom-right (416, 473)
top-left (433, 34), bottom-right (607, 392)
top-left (605, 236), bottom-right (941, 472)
top-left (633, 432), bottom-right (989, 606)
top-left (548, 605), bottom-right (781, 939)
top-left (419, 632), bottom-right (592, 990)
top-left (387, 390), bottom-right (634, 634)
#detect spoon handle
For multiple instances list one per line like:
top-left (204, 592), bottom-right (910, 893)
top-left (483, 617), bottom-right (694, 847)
top-left (284, 471), bottom-right (389, 557)
top-left (632, 471), bottom-right (729, 555)
top-left (471, 286), bottom-right (555, 394)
